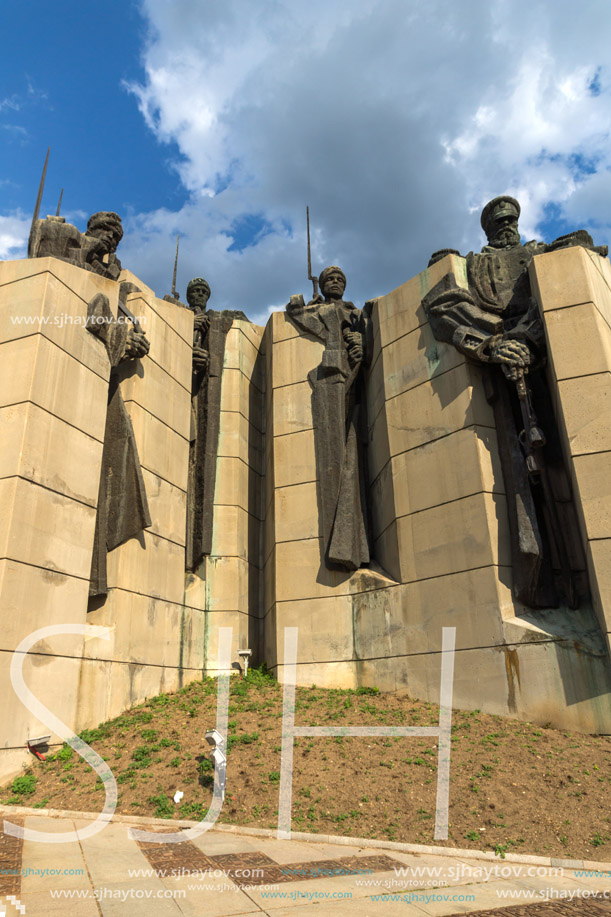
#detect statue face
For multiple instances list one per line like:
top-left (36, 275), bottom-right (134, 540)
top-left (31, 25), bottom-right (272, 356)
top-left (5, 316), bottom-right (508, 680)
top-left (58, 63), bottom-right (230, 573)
top-left (486, 213), bottom-right (521, 249)
top-left (321, 269), bottom-right (346, 301)
top-left (187, 285), bottom-right (210, 311)
top-left (89, 221), bottom-right (122, 255)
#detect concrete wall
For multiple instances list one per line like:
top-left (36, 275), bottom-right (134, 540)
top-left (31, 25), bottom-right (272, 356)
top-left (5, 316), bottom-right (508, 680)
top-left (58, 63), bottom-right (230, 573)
top-left (2, 246), bottom-right (611, 785)
top-left (261, 252), bottom-right (611, 733)
top-left (0, 257), bottom-right (266, 780)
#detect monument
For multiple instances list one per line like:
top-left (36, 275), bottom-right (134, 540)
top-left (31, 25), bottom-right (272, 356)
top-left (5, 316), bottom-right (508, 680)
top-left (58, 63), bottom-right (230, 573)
top-left (1, 172), bottom-right (611, 782)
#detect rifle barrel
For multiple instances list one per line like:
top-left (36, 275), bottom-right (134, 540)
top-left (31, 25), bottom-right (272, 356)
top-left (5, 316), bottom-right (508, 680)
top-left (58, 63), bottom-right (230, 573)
top-left (28, 147), bottom-right (50, 257)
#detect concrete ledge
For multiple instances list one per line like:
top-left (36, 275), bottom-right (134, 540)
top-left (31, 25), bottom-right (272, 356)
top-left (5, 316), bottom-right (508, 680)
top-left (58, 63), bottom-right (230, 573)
top-left (1, 804), bottom-right (607, 868)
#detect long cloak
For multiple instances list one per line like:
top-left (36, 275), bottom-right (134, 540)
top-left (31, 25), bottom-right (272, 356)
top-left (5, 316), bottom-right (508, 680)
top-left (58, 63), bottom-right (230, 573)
top-left (286, 298), bottom-right (372, 571)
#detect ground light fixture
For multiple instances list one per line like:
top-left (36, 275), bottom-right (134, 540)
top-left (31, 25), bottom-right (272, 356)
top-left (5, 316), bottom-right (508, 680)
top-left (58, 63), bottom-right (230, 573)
top-left (205, 728), bottom-right (226, 801)
top-left (238, 648), bottom-right (252, 677)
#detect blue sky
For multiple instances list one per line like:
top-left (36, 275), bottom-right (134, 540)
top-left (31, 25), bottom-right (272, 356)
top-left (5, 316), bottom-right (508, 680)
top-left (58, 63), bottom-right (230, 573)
top-left (2, 0), bottom-right (611, 325)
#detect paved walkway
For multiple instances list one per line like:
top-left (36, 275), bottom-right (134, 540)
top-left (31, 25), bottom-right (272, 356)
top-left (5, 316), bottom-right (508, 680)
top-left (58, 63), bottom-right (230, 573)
top-left (1, 808), bottom-right (611, 916)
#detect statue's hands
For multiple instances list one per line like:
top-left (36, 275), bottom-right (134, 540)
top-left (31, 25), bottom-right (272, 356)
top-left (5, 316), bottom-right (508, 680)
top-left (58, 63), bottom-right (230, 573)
top-left (490, 339), bottom-right (533, 381)
top-left (344, 329), bottom-right (364, 367)
top-left (193, 346), bottom-right (209, 372)
top-left (193, 312), bottom-right (210, 336)
top-left (124, 328), bottom-right (150, 360)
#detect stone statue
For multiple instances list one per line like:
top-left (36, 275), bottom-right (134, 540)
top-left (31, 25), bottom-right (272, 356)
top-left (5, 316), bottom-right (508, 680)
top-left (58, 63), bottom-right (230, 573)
top-left (185, 277), bottom-right (249, 571)
top-left (29, 204), bottom-right (152, 599)
top-left (30, 210), bottom-right (124, 281)
top-left (87, 283), bottom-right (152, 599)
top-left (423, 195), bottom-right (607, 609)
top-left (286, 266), bottom-right (373, 571)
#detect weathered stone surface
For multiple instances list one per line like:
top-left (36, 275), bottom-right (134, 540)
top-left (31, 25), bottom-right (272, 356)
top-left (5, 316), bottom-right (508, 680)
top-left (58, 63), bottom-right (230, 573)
top-left (141, 469), bottom-right (187, 547)
top-left (85, 590), bottom-right (205, 670)
top-left (272, 429), bottom-right (316, 488)
top-left (395, 492), bottom-right (511, 584)
top-left (124, 402), bottom-right (189, 491)
top-left (557, 373), bottom-right (611, 456)
top-left (205, 555), bottom-right (259, 613)
top-left (0, 559), bottom-right (87, 654)
top-left (0, 334), bottom-right (108, 442)
top-left (544, 301), bottom-right (611, 382)
top-left (274, 482), bottom-right (319, 543)
top-left (0, 402), bottom-right (103, 507)
top-left (0, 649), bottom-right (82, 749)
top-left (214, 455), bottom-right (263, 520)
top-left (0, 268), bottom-right (112, 380)
top-left (0, 476), bottom-right (96, 579)
top-left (573, 452), bottom-right (611, 540)
top-left (377, 252), bottom-right (468, 348)
top-left (105, 529), bottom-right (185, 604)
top-left (272, 381), bottom-right (313, 437)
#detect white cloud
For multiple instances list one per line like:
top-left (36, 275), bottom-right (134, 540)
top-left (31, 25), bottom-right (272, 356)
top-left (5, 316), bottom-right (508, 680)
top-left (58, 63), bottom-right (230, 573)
top-left (6, 0), bottom-right (609, 323)
top-left (0, 213), bottom-right (29, 260)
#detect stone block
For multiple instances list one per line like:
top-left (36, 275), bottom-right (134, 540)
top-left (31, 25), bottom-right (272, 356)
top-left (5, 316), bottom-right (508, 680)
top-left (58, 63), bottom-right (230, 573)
top-left (205, 555), bottom-right (259, 614)
top-left (274, 481), bottom-right (319, 543)
top-left (382, 362), bottom-right (495, 463)
top-left (365, 345), bottom-right (386, 430)
top-left (0, 559), bottom-right (87, 654)
top-left (223, 325), bottom-right (264, 390)
top-left (394, 491), bottom-right (510, 584)
top-left (0, 334), bottom-right (109, 443)
top-left (76, 657), bottom-right (182, 731)
top-left (376, 321), bottom-right (463, 409)
top-left (271, 333), bottom-right (324, 389)
top-left (217, 409), bottom-right (264, 474)
top-left (214, 455), bottom-right (263, 520)
top-left (373, 520), bottom-right (401, 583)
top-left (124, 292), bottom-right (193, 392)
top-left (273, 595), bottom-right (355, 664)
top-left (221, 367), bottom-right (264, 432)
top-left (275, 658), bottom-right (358, 689)
top-left (263, 547), bottom-right (276, 618)
top-left (105, 529), bottom-right (186, 604)
top-left (273, 429), bottom-right (316, 488)
top-left (544, 301), bottom-right (611, 382)
top-left (367, 403), bottom-right (392, 486)
top-left (235, 317), bottom-right (265, 351)
top-left (120, 355), bottom-right (191, 440)
top-left (136, 287), bottom-right (194, 346)
top-left (376, 253), bottom-right (468, 348)
top-left (0, 648), bottom-right (81, 749)
top-left (572, 452), bottom-right (611, 541)
top-left (0, 477), bottom-right (97, 579)
top-left (274, 538), bottom-right (355, 602)
top-left (141, 468), bottom-right (186, 547)
top-left (272, 382), bottom-right (313, 437)
top-left (587, 539), bottom-right (611, 637)
top-left (210, 503), bottom-right (262, 564)
top-left (0, 268), bottom-right (111, 381)
top-left (124, 401), bottom-right (189, 491)
top-left (0, 401), bottom-right (103, 507)
top-left (530, 245), bottom-right (611, 314)
top-left (199, 608), bottom-right (258, 674)
top-left (85, 588), bottom-right (205, 671)
top-left (372, 425), bottom-right (504, 537)
top-left (272, 309), bottom-right (301, 344)
top-left (557, 372), bottom-right (611, 455)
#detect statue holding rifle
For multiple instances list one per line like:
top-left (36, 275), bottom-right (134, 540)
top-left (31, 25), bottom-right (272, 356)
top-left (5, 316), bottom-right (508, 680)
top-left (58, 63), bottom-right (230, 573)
top-left (423, 195), bottom-right (608, 609)
top-left (286, 209), bottom-right (373, 572)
